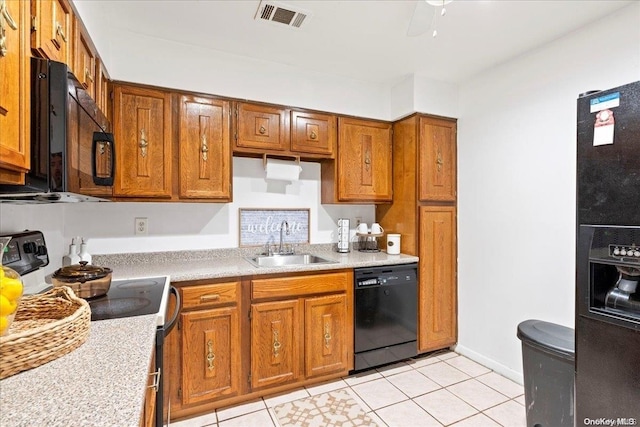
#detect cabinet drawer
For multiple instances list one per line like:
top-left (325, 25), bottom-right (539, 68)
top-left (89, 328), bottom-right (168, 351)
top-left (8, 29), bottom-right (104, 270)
top-left (182, 281), bottom-right (239, 309)
top-left (252, 272), bottom-right (350, 300)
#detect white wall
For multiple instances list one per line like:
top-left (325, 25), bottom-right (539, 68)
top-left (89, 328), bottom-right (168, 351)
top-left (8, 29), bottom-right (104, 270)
top-left (0, 158), bottom-right (374, 275)
top-left (456, 2), bottom-right (640, 382)
top-left (389, 74), bottom-right (460, 120)
top-left (105, 30), bottom-right (392, 121)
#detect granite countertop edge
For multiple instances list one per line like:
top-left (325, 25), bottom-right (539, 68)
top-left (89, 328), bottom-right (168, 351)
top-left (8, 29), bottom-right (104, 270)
top-left (92, 244), bottom-right (419, 282)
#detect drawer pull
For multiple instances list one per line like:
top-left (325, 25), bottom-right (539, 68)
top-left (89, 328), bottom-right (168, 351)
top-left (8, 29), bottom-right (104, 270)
top-left (259, 125), bottom-right (266, 135)
top-left (200, 294), bottom-right (220, 302)
top-left (206, 340), bottom-right (215, 370)
top-left (309, 130), bottom-right (317, 140)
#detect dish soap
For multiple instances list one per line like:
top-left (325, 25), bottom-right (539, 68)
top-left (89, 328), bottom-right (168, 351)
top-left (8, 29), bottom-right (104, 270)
top-left (62, 237), bottom-right (81, 266)
top-left (78, 237), bottom-right (91, 264)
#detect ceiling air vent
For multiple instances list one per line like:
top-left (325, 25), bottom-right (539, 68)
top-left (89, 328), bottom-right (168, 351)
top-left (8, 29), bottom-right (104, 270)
top-left (255, 1), bottom-right (311, 29)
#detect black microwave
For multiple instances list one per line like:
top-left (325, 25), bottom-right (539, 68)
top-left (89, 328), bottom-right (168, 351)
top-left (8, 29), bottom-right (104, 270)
top-left (0, 57), bottom-right (114, 202)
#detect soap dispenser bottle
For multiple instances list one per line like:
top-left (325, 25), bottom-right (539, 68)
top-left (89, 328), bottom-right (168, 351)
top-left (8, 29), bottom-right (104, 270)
top-left (78, 237), bottom-right (92, 264)
top-left (62, 237), bottom-right (81, 266)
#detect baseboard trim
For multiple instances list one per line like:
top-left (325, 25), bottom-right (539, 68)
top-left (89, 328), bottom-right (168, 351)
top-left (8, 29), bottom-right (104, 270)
top-left (453, 344), bottom-right (524, 385)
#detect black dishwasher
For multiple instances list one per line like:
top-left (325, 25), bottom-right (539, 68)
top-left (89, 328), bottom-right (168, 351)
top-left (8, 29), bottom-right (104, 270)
top-left (354, 263), bottom-right (418, 371)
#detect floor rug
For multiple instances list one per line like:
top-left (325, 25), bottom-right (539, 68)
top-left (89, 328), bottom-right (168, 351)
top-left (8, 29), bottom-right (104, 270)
top-left (273, 389), bottom-right (379, 427)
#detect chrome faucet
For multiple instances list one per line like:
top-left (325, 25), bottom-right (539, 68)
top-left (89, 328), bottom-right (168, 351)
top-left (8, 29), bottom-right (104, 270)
top-left (279, 220), bottom-right (291, 255)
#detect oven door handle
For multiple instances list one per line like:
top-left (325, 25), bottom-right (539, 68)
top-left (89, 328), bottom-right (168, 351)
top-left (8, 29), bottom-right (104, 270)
top-left (163, 285), bottom-right (180, 337)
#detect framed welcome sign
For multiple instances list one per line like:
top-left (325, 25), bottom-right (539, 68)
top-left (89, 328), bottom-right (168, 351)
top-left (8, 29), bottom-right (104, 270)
top-left (239, 208), bottom-right (310, 247)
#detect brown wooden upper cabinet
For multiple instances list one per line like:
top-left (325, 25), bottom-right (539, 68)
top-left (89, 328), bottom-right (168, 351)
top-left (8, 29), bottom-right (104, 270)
top-left (0, 0), bottom-right (30, 185)
top-left (112, 84), bottom-right (173, 198)
top-left (290, 110), bottom-right (336, 157)
top-left (178, 95), bottom-right (232, 201)
top-left (95, 58), bottom-right (110, 116)
top-left (31, 0), bottom-right (73, 65)
top-left (234, 102), bottom-right (336, 159)
top-left (419, 116), bottom-right (457, 201)
top-left (321, 117), bottom-right (392, 203)
top-left (73, 21), bottom-right (97, 100)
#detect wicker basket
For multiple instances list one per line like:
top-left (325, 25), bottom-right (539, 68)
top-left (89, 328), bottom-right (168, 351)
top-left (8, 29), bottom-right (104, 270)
top-left (0, 286), bottom-right (91, 379)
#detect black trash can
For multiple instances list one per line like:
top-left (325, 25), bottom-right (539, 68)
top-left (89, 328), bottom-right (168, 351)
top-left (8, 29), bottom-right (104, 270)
top-left (517, 319), bottom-right (575, 427)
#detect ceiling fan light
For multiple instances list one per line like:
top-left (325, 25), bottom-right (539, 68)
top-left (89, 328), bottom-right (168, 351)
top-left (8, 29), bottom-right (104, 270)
top-left (425, 0), bottom-right (453, 6)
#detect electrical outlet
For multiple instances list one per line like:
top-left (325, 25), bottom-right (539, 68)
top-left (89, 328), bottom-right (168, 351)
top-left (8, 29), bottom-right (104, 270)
top-left (355, 217), bottom-right (362, 227)
top-left (135, 217), bottom-right (148, 235)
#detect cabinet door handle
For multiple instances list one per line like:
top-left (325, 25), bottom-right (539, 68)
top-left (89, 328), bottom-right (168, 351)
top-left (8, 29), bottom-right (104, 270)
top-left (85, 68), bottom-right (94, 83)
top-left (200, 132), bottom-right (208, 161)
top-left (364, 150), bottom-right (371, 171)
top-left (259, 125), bottom-right (266, 135)
top-left (436, 151), bottom-right (443, 171)
top-left (139, 128), bottom-right (149, 158)
top-left (147, 368), bottom-right (161, 392)
top-left (309, 130), bottom-right (317, 140)
top-left (0, 0), bottom-right (18, 58)
top-left (272, 330), bottom-right (281, 357)
top-left (56, 22), bottom-right (67, 43)
top-left (206, 340), bottom-right (215, 370)
top-left (324, 322), bottom-right (332, 348)
top-left (200, 294), bottom-right (220, 302)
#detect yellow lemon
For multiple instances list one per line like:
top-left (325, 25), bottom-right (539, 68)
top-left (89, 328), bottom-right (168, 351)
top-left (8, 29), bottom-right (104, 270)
top-left (0, 294), bottom-right (16, 316)
top-left (0, 277), bottom-right (23, 301)
top-left (0, 315), bottom-right (8, 335)
top-left (0, 268), bottom-right (4, 279)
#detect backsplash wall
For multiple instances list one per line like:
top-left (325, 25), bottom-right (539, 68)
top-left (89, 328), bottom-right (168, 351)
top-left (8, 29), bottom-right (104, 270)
top-left (0, 157), bottom-right (375, 275)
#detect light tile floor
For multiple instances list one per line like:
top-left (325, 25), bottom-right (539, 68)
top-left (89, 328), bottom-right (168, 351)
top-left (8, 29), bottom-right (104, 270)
top-left (171, 350), bottom-right (526, 427)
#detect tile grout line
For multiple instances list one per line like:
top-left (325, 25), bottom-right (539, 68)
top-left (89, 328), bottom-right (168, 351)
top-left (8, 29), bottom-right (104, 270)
top-left (186, 351), bottom-right (525, 427)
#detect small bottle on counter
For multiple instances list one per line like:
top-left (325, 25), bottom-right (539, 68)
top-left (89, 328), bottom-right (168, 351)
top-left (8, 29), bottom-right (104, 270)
top-left (78, 237), bottom-right (91, 264)
top-left (62, 237), bottom-right (81, 266)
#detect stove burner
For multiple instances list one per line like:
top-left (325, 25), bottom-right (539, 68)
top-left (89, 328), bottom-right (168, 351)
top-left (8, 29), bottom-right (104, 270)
top-left (89, 297), bottom-right (152, 321)
top-left (116, 279), bottom-right (162, 290)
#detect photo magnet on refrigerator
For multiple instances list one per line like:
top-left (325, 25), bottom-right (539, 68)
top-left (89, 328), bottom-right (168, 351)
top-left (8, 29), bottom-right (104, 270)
top-left (593, 109), bottom-right (615, 146)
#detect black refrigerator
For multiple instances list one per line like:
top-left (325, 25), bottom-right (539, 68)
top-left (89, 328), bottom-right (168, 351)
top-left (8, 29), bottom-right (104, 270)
top-left (576, 81), bottom-right (640, 425)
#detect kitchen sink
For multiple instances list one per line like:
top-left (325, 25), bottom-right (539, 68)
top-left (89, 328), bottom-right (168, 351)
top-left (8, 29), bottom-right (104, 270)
top-left (245, 253), bottom-right (337, 268)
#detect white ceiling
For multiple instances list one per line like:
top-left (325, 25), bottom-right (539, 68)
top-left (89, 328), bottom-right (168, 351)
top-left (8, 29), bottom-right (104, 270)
top-left (77, 0), bottom-right (634, 85)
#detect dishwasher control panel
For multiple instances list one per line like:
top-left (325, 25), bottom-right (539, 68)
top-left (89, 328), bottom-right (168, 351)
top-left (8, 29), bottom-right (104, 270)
top-left (354, 263), bottom-right (418, 287)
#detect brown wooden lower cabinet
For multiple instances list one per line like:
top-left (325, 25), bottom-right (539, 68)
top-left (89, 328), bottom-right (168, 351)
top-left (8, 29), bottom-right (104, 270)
top-left (418, 205), bottom-right (457, 352)
top-left (167, 271), bottom-right (353, 422)
top-left (181, 306), bottom-right (241, 405)
top-left (250, 299), bottom-right (301, 389)
top-left (140, 351), bottom-right (157, 427)
top-left (304, 294), bottom-right (349, 378)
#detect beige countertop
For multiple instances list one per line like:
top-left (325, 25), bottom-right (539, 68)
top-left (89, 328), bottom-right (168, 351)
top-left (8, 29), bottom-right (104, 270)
top-left (0, 314), bottom-right (158, 427)
top-left (93, 245), bottom-right (419, 282)
top-left (0, 246), bottom-right (418, 426)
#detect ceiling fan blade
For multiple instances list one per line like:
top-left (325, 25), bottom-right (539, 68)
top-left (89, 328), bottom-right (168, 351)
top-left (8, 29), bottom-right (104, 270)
top-left (407, 0), bottom-right (436, 37)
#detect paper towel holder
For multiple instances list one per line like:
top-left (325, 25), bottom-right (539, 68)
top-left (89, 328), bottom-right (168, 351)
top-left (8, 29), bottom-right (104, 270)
top-left (262, 153), bottom-right (301, 169)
